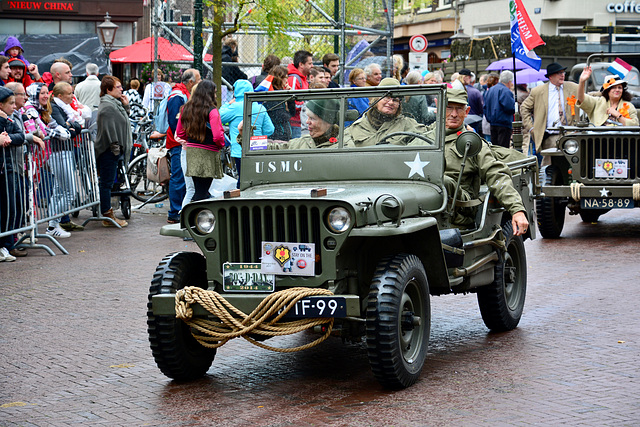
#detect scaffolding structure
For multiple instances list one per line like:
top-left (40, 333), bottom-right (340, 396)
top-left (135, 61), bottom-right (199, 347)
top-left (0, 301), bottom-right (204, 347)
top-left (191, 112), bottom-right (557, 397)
top-left (149, 0), bottom-right (395, 92)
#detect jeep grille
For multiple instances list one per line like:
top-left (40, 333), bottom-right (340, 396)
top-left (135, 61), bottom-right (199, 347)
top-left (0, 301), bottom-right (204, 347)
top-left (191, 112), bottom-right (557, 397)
top-left (216, 204), bottom-right (323, 272)
top-left (579, 135), bottom-right (639, 182)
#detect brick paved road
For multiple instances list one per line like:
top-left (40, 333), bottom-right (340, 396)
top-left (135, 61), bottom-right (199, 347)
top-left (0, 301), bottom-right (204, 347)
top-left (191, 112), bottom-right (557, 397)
top-left (1, 207), bottom-right (639, 426)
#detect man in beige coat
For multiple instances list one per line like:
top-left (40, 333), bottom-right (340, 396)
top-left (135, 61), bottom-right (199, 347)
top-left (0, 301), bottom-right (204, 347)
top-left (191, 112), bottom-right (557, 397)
top-left (521, 62), bottom-right (579, 165)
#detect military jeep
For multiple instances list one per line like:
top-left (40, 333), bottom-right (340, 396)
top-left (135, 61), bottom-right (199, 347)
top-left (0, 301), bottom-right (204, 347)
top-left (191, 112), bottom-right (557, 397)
top-left (537, 124), bottom-right (640, 237)
top-left (537, 53), bottom-right (640, 238)
top-left (148, 84), bottom-right (538, 389)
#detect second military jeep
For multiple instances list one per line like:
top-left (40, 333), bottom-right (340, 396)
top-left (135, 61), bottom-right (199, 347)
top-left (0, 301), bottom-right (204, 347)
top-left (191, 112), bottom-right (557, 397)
top-left (148, 84), bottom-right (538, 389)
top-left (537, 124), bottom-right (640, 238)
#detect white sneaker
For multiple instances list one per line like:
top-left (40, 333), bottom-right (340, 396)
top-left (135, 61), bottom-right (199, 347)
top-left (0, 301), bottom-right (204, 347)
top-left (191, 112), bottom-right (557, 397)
top-left (0, 247), bottom-right (16, 262)
top-left (46, 224), bottom-right (71, 239)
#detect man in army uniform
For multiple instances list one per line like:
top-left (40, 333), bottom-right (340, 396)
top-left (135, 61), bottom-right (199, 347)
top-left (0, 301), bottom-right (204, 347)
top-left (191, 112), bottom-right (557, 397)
top-left (441, 88), bottom-right (529, 236)
top-left (345, 78), bottom-right (432, 147)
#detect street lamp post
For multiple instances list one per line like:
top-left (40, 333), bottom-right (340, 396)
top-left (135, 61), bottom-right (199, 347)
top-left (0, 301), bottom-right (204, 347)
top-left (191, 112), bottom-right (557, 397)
top-left (98, 12), bottom-right (119, 54)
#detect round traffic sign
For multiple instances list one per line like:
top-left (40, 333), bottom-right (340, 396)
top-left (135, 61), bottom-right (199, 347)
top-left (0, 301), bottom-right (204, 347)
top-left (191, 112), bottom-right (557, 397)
top-left (409, 34), bottom-right (428, 53)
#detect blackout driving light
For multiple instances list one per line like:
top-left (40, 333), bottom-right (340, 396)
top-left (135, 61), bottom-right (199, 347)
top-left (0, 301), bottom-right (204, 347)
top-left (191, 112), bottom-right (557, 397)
top-left (195, 210), bottom-right (216, 234)
top-left (327, 207), bottom-right (351, 233)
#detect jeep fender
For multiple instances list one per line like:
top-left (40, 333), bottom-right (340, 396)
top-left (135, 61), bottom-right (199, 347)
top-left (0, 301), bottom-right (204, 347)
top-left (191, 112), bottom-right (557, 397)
top-left (350, 217), bottom-right (450, 292)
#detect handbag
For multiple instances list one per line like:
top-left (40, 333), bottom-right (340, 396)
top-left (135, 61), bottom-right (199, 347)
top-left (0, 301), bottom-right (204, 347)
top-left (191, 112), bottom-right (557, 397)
top-left (147, 147), bottom-right (170, 185)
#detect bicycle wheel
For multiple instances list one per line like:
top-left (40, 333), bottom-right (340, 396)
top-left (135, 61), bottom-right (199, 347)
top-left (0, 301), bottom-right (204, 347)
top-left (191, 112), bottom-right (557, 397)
top-left (127, 153), bottom-right (169, 203)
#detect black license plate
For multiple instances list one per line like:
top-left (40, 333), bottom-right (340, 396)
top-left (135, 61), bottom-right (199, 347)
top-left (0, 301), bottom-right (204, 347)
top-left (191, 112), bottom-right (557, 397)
top-left (280, 297), bottom-right (347, 318)
top-left (580, 197), bottom-right (634, 209)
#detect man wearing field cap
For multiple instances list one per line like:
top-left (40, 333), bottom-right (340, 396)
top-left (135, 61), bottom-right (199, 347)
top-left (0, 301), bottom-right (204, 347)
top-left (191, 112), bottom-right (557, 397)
top-left (345, 77), bottom-right (429, 146)
top-left (521, 62), bottom-right (579, 165)
top-left (439, 87), bottom-right (529, 235)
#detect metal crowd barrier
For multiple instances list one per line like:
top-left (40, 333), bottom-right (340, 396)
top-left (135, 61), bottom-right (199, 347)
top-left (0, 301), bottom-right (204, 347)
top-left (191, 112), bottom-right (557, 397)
top-left (1, 130), bottom-right (104, 256)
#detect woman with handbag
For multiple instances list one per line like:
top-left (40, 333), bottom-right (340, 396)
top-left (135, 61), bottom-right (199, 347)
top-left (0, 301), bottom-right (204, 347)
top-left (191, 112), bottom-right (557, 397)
top-left (95, 76), bottom-right (132, 227)
top-left (175, 79), bottom-right (225, 202)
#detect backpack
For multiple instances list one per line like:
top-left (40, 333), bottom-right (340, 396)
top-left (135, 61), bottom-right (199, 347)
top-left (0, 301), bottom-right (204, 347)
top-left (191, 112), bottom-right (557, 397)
top-left (154, 90), bottom-right (187, 134)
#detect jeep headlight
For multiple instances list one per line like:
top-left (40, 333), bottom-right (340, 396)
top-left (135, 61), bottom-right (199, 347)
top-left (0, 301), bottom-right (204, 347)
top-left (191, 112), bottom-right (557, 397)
top-left (563, 139), bottom-right (579, 155)
top-left (327, 207), bottom-right (351, 233)
top-left (195, 209), bottom-right (216, 234)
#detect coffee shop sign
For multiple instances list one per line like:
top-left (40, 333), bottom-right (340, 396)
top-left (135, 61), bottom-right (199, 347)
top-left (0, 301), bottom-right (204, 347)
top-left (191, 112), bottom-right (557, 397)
top-left (607, 1), bottom-right (640, 13)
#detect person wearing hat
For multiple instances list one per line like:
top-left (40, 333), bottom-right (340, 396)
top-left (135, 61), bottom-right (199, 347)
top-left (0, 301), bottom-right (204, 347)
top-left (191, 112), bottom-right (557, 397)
top-left (287, 98), bottom-right (341, 149)
top-left (418, 88), bottom-right (529, 235)
top-left (577, 67), bottom-right (638, 127)
top-left (520, 62), bottom-right (579, 165)
top-left (345, 77), bottom-right (430, 147)
top-left (6, 58), bottom-right (41, 88)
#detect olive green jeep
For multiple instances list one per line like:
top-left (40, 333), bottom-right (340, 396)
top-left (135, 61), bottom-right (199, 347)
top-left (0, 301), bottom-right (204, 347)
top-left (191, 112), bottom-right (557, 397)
top-left (537, 124), bottom-right (640, 237)
top-left (537, 54), bottom-right (640, 238)
top-left (148, 84), bottom-right (538, 389)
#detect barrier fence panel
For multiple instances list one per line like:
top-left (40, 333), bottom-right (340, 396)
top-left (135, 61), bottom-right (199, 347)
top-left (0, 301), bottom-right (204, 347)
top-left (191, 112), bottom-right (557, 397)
top-left (1, 140), bottom-right (32, 257)
top-left (1, 130), bottom-right (103, 257)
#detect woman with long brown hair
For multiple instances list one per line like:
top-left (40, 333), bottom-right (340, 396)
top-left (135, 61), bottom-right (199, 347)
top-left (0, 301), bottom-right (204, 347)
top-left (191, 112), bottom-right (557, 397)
top-left (263, 65), bottom-right (295, 141)
top-left (175, 79), bottom-right (225, 201)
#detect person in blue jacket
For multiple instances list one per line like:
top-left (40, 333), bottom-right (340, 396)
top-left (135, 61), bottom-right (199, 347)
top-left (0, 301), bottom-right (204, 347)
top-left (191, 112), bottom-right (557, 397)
top-left (483, 70), bottom-right (515, 148)
top-left (219, 79), bottom-right (274, 187)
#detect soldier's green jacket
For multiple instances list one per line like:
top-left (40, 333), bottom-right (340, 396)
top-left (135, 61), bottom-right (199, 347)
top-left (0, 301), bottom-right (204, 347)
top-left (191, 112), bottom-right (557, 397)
top-left (442, 125), bottom-right (526, 218)
top-left (344, 113), bottom-right (430, 147)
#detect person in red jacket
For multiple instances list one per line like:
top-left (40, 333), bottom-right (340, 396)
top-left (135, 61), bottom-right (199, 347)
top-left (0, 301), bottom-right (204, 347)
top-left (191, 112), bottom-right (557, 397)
top-left (5, 58), bottom-right (42, 88)
top-left (287, 50), bottom-right (313, 139)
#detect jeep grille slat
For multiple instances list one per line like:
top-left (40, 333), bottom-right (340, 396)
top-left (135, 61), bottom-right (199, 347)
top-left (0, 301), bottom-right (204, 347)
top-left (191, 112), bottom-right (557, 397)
top-left (580, 136), bottom-right (638, 181)
top-left (216, 203), bottom-right (323, 272)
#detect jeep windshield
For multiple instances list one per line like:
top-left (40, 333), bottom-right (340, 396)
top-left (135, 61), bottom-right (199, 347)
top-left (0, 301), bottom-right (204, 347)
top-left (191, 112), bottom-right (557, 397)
top-left (241, 85), bottom-right (446, 153)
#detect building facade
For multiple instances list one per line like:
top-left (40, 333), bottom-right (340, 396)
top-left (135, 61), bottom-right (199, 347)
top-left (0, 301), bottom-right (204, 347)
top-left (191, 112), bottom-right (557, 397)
top-left (394, 0), bottom-right (640, 65)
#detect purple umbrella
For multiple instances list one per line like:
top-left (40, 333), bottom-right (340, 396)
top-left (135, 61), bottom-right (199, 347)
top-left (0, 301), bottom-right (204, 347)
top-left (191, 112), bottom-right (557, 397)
top-left (515, 68), bottom-right (548, 84)
top-left (486, 57), bottom-right (530, 71)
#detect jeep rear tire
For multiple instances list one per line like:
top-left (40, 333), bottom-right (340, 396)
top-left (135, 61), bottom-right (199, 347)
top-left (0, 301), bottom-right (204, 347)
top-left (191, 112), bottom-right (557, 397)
top-left (536, 165), bottom-right (566, 238)
top-left (366, 254), bottom-right (430, 389)
top-left (147, 252), bottom-right (216, 381)
top-left (477, 221), bottom-right (527, 332)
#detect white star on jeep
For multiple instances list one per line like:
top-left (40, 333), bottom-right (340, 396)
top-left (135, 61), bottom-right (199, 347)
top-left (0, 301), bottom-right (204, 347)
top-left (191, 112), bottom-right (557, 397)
top-left (600, 187), bottom-right (609, 197)
top-left (405, 153), bottom-right (430, 178)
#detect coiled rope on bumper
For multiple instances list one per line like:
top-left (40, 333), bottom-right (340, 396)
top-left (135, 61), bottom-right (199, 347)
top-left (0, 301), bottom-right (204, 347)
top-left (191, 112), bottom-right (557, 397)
top-left (175, 286), bottom-right (335, 353)
top-left (570, 182), bottom-right (584, 201)
top-left (633, 183), bottom-right (640, 201)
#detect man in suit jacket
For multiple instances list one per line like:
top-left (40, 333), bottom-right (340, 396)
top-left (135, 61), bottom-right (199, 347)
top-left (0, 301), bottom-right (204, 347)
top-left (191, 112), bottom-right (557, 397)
top-left (521, 62), bottom-right (579, 165)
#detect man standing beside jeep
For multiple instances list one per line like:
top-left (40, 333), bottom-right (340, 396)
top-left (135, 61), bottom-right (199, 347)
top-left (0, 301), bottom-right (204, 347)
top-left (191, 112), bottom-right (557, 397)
top-left (520, 62), bottom-right (579, 165)
top-left (442, 88), bottom-right (529, 236)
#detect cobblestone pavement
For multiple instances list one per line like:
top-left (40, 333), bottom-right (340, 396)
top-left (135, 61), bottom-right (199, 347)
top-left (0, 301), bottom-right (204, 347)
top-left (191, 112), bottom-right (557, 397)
top-left (1, 206), bottom-right (639, 426)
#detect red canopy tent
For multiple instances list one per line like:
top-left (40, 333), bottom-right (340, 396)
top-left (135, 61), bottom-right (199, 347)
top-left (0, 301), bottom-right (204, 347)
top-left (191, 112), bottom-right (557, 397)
top-left (109, 37), bottom-right (212, 63)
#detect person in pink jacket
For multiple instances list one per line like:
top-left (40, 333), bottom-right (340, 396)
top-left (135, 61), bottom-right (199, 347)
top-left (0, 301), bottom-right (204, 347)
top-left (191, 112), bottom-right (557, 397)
top-left (175, 79), bottom-right (225, 201)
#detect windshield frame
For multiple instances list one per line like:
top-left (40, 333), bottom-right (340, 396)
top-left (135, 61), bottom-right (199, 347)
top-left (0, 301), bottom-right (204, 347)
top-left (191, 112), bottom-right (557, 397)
top-left (242, 84), bottom-right (447, 155)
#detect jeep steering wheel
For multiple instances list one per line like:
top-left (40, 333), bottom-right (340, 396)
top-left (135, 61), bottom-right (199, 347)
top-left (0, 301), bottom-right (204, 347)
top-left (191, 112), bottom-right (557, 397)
top-left (376, 131), bottom-right (434, 146)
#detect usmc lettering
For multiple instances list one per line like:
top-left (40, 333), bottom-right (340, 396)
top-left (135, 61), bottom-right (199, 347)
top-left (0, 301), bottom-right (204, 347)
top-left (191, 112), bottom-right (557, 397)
top-left (255, 160), bottom-right (303, 174)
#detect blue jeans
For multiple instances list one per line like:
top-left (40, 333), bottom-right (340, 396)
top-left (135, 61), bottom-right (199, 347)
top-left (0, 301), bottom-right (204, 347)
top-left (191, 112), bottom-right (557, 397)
top-left (290, 125), bottom-right (301, 139)
top-left (97, 150), bottom-right (121, 214)
top-left (168, 145), bottom-right (185, 220)
top-left (47, 150), bottom-right (77, 227)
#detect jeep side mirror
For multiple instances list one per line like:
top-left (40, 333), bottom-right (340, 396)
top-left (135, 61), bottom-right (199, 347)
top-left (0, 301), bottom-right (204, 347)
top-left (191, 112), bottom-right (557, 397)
top-left (455, 131), bottom-right (482, 158)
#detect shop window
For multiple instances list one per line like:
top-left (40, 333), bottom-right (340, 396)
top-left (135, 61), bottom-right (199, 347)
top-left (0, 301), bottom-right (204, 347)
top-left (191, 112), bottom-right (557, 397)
top-left (61, 21), bottom-right (96, 34)
top-left (557, 20), bottom-right (588, 42)
top-left (474, 24), bottom-right (510, 37)
top-left (26, 20), bottom-right (59, 35)
top-left (0, 19), bottom-right (24, 34)
top-left (112, 22), bottom-right (133, 48)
